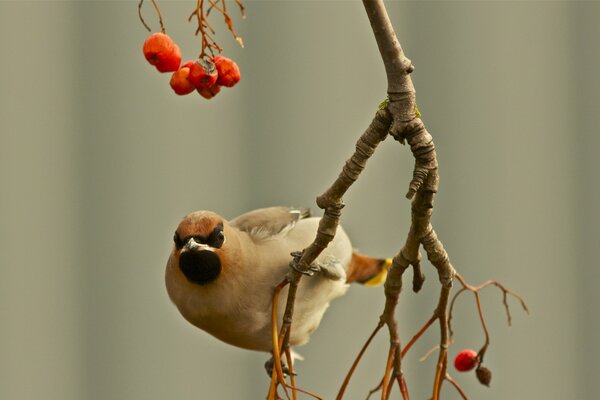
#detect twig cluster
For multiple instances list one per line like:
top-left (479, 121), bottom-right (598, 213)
top-left (188, 0), bottom-right (245, 57)
top-left (138, 0), bottom-right (245, 58)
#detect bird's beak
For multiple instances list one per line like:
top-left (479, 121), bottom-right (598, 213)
top-left (182, 238), bottom-right (214, 253)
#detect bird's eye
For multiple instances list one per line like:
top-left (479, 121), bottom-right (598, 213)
top-left (173, 232), bottom-right (184, 249)
top-left (209, 226), bottom-right (225, 248)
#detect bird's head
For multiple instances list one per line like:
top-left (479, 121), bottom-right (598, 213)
top-left (172, 211), bottom-right (232, 285)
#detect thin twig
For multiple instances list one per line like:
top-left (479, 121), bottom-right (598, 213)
top-left (398, 375), bottom-right (409, 400)
top-left (337, 322), bottom-right (384, 400)
top-left (138, 0), bottom-right (151, 32)
top-left (150, 0), bottom-right (165, 33)
top-left (446, 373), bottom-right (469, 400)
top-left (419, 345), bottom-right (440, 363)
top-left (380, 344), bottom-right (396, 399)
top-left (284, 347), bottom-right (298, 400)
top-left (365, 378), bottom-right (384, 400)
top-left (401, 315), bottom-right (436, 358)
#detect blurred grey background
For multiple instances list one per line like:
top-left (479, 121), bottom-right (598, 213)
top-left (1, 1), bottom-right (598, 399)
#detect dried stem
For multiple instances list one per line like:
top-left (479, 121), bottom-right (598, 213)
top-left (337, 322), bottom-right (384, 400)
top-left (284, 347), bottom-right (298, 400)
top-left (137, 0), bottom-right (151, 32)
top-left (188, 0), bottom-right (245, 57)
top-left (445, 373), bottom-right (469, 400)
top-left (365, 379), bottom-right (384, 400)
top-left (448, 273), bottom-right (529, 361)
top-left (138, 0), bottom-right (165, 33)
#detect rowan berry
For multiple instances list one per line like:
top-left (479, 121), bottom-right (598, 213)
top-left (143, 32), bottom-right (182, 73)
top-left (188, 58), bottom-right (218, 90)
top-left (454, 349), bottom-right (479, 372)
top-left (170, 67), bottom-right (196, 95)
top-left (213, 55), bottom-right (241, 87)
top-left (198, 85), bottom-right (221, 100)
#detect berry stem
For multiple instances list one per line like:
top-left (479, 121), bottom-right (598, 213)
top-left (445, 373), bottom-right (469, 400)
top-left (150, 0), bottom-right (165, 33)
top-left (137, 0), bottom-right (151, 32)
top-left (137, 0), bottom-right (165, 33)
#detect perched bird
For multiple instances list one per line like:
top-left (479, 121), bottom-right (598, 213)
top-left (165, 206), bottom-right (390, 355)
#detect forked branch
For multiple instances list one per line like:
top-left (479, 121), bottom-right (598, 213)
top-left (272, 1), bottom-right (526, 399)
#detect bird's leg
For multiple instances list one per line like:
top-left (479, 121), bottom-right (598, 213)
top-left (264, 354), bottom-right (296, 379)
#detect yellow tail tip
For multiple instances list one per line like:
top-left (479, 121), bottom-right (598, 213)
top-left (362, 258), bottom-right (392, 287)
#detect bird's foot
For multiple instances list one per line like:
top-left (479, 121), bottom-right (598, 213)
top-left (290, 251), bottom-right (320, 276)
top-left (265, 356), bottom-right (297, 378)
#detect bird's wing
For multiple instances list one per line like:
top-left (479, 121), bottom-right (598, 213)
top-left (229, 206), bottom-right (311, 241)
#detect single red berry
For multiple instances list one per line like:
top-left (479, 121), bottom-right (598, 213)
top-left (198, 84), bottom-right (221, 100)
top-left (143, 32), bottom-right (181, 73)
top-left (156, 43), bottom-right (181, 73)
top-left (170, 67), bottom-right (195, 95)
top-left (188, 59), bottom-right (218, 90)
top-left (454, 349), bottom-right (479, 372)
top-left (181, 60), bottom-right (195, 69)
top-left (213, 55), bottom-right (241, 87)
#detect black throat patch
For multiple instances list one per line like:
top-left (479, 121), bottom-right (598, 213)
top-left (179, 250), bottom-right (222, 285)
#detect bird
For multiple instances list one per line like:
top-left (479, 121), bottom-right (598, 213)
top-left (165, 206), bottom-right (390, 359)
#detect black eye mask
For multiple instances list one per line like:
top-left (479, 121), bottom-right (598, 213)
top-left (174, 224), bottom-right (225, 250)
top-left (179, 250), bottom-right (222, 285)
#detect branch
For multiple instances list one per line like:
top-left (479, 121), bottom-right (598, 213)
top-left (337, 2), bottom-right (455, 399)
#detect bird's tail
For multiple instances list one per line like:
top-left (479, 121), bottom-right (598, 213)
top-left (346, 251), bottom-right (392, 287)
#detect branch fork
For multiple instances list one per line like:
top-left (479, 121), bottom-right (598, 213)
top-left (259, 1), bottom-right (526, 399)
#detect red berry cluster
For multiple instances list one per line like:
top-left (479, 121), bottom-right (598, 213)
top-left (142, 33), bottom-right (241, 100)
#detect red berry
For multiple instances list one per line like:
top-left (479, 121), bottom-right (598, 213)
top-left (198, 84), bottom-right (221, 100)
top-left (188, 59), bottom-right (218, 90)
top-left (181, 60), bottom-right (195, 69)
top-left (213, 55), bottom-right (241, 87)
top-left (143, 32), bottom-right (181, 73)
top-left (454, 349), bottom-right (479, 372)
top-left (170, 67), bottom-right (195, 95)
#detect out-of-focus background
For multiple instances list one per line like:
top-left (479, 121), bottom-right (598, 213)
top-left (1, 1), bottom-right (598, 399)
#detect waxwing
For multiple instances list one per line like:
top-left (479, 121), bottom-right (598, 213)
top-left (165, 206), bottom-right (390, 353)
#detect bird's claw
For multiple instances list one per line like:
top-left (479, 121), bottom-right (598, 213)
top-left (289, 251), bottom-right (320, 276)
top-left (264, 357), bottom-right (297, 378)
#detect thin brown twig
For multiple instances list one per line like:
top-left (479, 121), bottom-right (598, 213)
top-left (381, 344), bottom-right (396, 399)
top-left (280, 383), bottom-right (323, 400)
top-left (189, 0), bottom-right (245, 56)
top-left (284, 347), bottom-right (298, 400)
top-left (384, 372), bottom-right (395, 400)
top-left (446, 373), bottom-right (469, 400)
top-left (448, 272), bottom-right (529, 364)
top-left (401, 315), bottom-right (436, 358)
top-left (137, 0), bottom-right (151, 32)
top-left (365, 378), bottom-right (384, 400)
top-left (431, 284), bottom-right (451, 400)
top-left (150, 0), bottom-right (165, 33)
top-left (337, 322), bottom-right (384, 400)
top-left (235, 0), bottom-right (246, 18)
top-left (207, 0), bottom-right (226, 15)
top-left (419, 344), bottom-right (440, 363)
top-left (269, 279), bottom-right (291, 400)
top-left (398, 375), bottom-right (409, 400)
